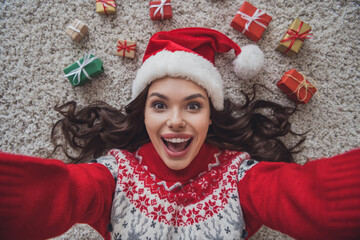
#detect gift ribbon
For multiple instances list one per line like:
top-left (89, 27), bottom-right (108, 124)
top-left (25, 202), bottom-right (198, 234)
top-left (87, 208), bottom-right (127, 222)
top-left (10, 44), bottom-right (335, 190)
top-left (280, 21), bottom-right (313, 54)
top-left (150, 0), bottom-right (171, 20)
top-left (96, 0), bottom-right (116, 15)
top-left (67, 20), bottom-right (84, 37)
top-left (237, 9), bottom-right (269, 34)
top-left (284, 73), bottom-right (317, 102)
top-left (117, 40), bottom-right (136, 57)
top-left (65, 51), bottom-right (98, 86)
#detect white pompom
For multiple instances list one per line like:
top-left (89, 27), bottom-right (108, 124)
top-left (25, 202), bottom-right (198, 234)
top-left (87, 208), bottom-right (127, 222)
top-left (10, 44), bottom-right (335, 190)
top-left (233, 44), bottom-right (264, 79)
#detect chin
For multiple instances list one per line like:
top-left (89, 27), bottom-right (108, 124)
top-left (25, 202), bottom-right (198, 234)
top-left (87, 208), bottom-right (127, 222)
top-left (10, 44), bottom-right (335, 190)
top-left (162, 156), bottom-right (192, 171)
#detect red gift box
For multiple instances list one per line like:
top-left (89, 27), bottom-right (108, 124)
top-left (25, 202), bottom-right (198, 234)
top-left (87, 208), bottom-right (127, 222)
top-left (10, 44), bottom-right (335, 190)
top-left (149, 0), bottom-right (172, 20)
top-left (230, 1), bottom-right (272, 42)
top-left (277, 69), bottom-right (317, 104)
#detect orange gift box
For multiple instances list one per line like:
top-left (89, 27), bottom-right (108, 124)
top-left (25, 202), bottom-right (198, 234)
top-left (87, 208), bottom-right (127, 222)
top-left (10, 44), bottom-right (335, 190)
top-left (149, 0), bottom-right (172, 20)
top-left (230, 1), bottom-right (272, 42)
top-left (277, 69), bottom-right (317, 104)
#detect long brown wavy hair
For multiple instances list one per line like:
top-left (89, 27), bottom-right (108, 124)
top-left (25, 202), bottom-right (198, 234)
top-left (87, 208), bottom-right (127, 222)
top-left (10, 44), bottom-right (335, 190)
top-left (51, 84), bottom-right (305, 163)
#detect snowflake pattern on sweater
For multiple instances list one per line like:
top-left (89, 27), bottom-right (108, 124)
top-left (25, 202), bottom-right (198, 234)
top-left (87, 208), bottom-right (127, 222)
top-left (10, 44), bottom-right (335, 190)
top-left (97, 144), bottom-right (253, 240)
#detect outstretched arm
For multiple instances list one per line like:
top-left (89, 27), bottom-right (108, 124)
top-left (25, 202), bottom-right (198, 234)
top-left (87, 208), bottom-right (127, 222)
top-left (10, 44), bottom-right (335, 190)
top-left (238, 148), bottom-right (360, 240)
top-left (0, 152), bottom-right (115, 240)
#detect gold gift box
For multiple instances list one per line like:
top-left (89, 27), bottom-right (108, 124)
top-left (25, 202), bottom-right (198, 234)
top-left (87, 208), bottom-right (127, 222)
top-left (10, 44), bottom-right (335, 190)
top-left (276, 18), bottom-right (312, 57)
top-left (96, 1), bottom-right (116, 15)
top-left (65, 19), bottom-right (89, 43)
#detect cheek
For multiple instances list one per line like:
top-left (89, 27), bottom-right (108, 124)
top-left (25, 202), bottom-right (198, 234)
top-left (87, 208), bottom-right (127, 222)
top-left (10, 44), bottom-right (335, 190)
top-left (193, 116), bottom-right (211, 139)
top-left (144, 109), bottom-right (154, 135)
top-left (198, 123), bottom-right (210, 138)
top-left (144, 110), bottom-right (163, 137)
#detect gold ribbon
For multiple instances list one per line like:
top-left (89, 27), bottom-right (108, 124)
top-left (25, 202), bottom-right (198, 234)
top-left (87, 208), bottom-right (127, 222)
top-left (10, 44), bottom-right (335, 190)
top-left (284, 73), bottom-right (317, 102)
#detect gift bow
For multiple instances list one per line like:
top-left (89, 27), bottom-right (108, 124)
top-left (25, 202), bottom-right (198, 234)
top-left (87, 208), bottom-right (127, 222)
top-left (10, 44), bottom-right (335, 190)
top-left (117, 40), bottom-right (136, 57)
top-left (237, 9), bottom-right (269, 34)
top-left (67, 20), bottom-right (84, 37)
top-left (96, 0), bottom-right (116, 15)
top-left (280, 21), bottom-right (313, 54)
top-left (65, 51), bottom-right (98, 86)
top-left (150, 0), bottom-right (171, 20)
top-left (285, 73), bottom-right (317, 102)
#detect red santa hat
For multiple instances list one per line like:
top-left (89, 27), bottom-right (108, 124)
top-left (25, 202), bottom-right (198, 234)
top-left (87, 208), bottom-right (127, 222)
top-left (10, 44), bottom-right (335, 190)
top-left (132, 27), bottom-right (264, 110)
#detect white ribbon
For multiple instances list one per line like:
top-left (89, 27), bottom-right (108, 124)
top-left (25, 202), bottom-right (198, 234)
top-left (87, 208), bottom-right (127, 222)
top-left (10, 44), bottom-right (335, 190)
top-left (67, 20), bottom-right (83, 37)
top-left (65, 51), bottom-right (98, 86)
top-left (150, 0), bottom-right (171, 20)
top-left (237, 9), bottom-right (267, 34)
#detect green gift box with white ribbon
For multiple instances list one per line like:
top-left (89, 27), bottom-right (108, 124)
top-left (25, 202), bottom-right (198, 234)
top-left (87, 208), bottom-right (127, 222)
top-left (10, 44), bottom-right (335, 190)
top-left (64, 52), bottom-right (104, 86)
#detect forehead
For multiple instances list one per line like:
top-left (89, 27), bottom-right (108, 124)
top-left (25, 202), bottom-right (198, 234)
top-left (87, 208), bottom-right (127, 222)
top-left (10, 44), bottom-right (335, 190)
top-left (148, 77), bottom-right (208, 96)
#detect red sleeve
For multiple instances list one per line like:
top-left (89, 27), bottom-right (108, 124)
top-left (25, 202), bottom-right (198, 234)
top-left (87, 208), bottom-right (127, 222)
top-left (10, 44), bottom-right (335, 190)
top-left (238, 148), bottom-right (360, 240)
top-left (0, 152), bottom-right (115, 240)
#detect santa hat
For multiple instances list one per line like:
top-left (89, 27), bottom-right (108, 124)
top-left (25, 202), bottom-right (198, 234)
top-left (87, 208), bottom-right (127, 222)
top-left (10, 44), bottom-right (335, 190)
top-left (132, 27), bottom-right (264, 110)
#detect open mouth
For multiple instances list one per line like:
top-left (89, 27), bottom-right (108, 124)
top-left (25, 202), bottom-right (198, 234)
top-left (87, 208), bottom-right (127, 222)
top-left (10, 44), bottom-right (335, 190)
top-left (162, 137), bottom-right (193, 154)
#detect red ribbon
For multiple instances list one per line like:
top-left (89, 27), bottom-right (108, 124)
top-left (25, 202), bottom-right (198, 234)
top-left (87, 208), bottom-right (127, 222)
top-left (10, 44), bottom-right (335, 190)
top-left (96, 0), bottom-right (116, 15)
top-left (280, 21), bottom-right (313, 54)
top-left (117, 40), bottom-right (136, 57)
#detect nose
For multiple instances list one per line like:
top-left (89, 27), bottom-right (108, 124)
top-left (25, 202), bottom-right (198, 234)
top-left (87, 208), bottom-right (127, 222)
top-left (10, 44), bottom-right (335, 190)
top-left (167, 108), bottom-right (186, 129)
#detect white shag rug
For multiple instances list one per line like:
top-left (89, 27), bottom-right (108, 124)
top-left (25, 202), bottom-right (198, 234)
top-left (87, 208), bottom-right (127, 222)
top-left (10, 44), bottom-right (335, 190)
top-left (1, 0), bottom-right (359, 239)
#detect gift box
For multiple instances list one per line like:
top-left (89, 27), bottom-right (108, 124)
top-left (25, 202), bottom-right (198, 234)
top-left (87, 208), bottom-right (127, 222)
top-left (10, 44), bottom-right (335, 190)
top-left (65, 19), bottom-right (89, 43)
top-left (64, 52), bottom-right (104, 86)
top-left (116, 39), bottom-right (136, 58)
top-left (230, 1), bottom-right (272, 42)
top-left (96, 0), bottom-right (116, 15)
top-left (276, 18), bottom-right (313, 57)
top-left (277, 69), bottom-right (317, 104)
top-left (149, 0), bottom-right (172, 20)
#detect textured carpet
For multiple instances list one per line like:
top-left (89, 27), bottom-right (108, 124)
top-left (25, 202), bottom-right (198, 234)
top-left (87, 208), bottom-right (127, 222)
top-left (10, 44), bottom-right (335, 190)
top-left (1, 0), bottom-right (359, 239)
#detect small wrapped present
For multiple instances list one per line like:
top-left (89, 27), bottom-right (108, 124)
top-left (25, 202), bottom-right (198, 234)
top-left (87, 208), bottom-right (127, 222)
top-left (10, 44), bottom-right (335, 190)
top-left (66, 19), bottom-right (89, 43)
top-left (230, 1), bottom-right (272, 42)
top-left (277, 69), bottom-right (317, 104)
top-left (149, 0), bottom-right (172, 20)
top-left (64, 52), bottom-right (104, 86)
top-left (116, 39), bottom-right (136, 58)
top-left (276, 18), bottom-right (313, 57)
top-left (96, 0), bottom-right (116, 15)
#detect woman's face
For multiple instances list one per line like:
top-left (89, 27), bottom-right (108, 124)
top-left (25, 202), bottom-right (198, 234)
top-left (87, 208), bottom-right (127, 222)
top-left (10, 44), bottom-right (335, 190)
top-left (144, 77), bottom-right (212, 170)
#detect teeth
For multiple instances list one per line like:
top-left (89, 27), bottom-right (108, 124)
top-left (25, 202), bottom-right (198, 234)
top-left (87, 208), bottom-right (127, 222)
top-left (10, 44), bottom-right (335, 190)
top-left (164, 138), bottom-right (191, 143)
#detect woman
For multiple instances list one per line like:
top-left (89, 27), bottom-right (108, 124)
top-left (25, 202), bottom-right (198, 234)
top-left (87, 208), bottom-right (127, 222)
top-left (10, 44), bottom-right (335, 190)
top-left (1, 28), bottom-right (359, 240)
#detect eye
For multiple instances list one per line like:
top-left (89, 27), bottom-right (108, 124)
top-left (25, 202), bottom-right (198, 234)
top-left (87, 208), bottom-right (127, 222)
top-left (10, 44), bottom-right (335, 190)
top-left (152, 102), bottom-right (167, 110)
top-left (187, 102), bottom-right (201, 111)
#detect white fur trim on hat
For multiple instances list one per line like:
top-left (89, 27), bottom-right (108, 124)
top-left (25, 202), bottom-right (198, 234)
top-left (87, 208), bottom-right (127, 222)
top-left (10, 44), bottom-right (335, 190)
top-left (132, 50), bottom-right (224, 110)
top-left (233, 44), bottom-right (264, 79)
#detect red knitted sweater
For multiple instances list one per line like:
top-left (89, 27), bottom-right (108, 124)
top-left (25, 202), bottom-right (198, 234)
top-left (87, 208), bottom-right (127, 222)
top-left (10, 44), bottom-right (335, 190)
top-left (0, 146), bottom-right (359, 240)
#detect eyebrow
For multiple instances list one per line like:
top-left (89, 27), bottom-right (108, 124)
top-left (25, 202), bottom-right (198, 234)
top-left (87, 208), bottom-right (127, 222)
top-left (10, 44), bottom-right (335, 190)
top-left (148, 92), bottom-right (168, 100)
top-left (148, 92), bottom-right (206, 101)
top-left (184, 93), bottom-right (206, 101)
